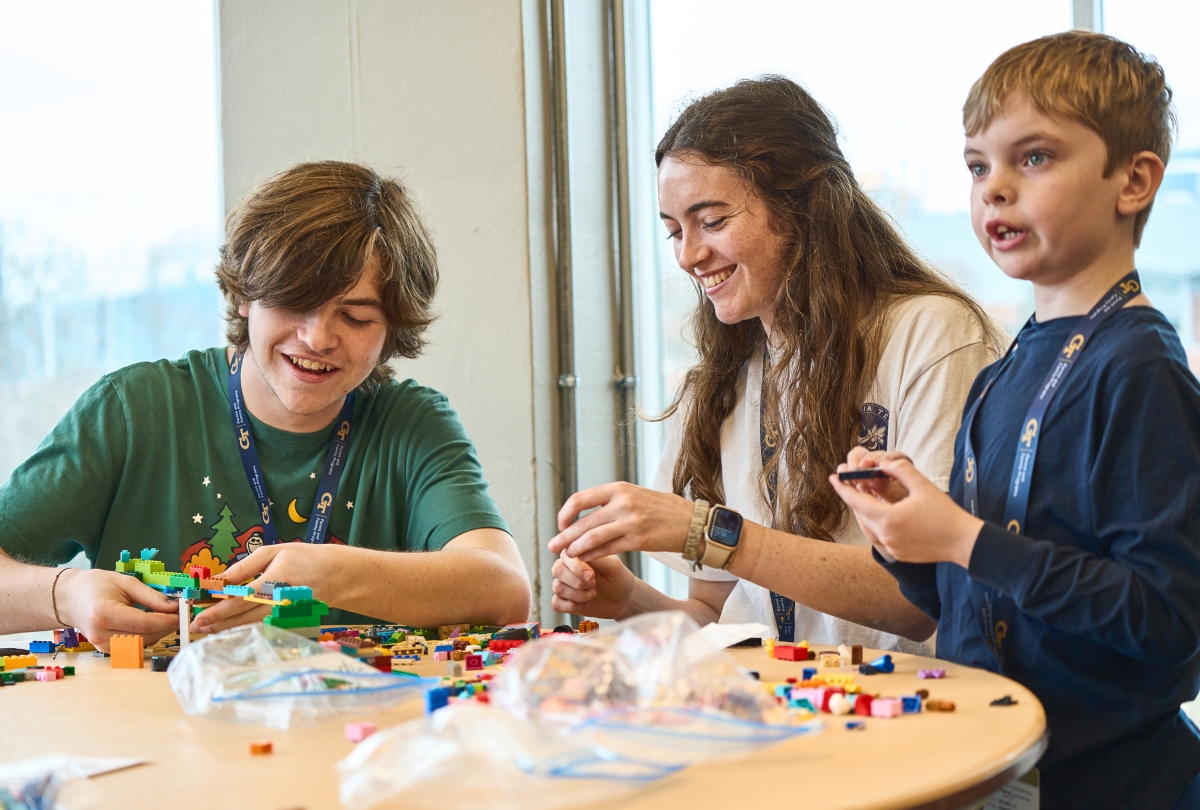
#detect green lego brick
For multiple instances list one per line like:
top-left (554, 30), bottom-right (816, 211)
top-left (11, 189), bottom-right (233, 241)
top-left (63, 666), bottom-right (75, 676)
top-left (270, 602), bottom-right (317, 618)
top-left (169, 574), bottom-right (199, 588)
top-left (133, 559), bottom-right (165, 576)
top-left (180, 587), bottom-right (203, 599)
top-left (115, 560), bottom-right (136, 573)
top-left (143, 571), bottom-right (172, 587)
top-left (263, 615), bottom-right (322, 629)
top-left (192, 604), bottom-right (209, 616)
top-left (10, 671), bottom-right (24, 683)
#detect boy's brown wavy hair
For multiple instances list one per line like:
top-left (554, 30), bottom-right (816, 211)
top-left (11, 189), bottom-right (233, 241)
top-left (216, 161), bottom-right (438, 393)
top-left (657, 76), bottom-right (1000, 542)
top-left (964, 31), bottom-right (1176, 246)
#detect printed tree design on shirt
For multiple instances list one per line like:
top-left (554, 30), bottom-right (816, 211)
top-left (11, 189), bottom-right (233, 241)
top-left (207, 504), bottom-right (240, 562)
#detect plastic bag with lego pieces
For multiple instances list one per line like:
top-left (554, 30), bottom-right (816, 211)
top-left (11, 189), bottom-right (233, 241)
top-left (168, 623), bottom-right (437, 729)
top-left (337, 611), bottom-right (819, 810)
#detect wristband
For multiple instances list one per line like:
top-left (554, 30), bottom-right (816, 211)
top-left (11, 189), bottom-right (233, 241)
top-left (682, 499), bottom-right (711, 571)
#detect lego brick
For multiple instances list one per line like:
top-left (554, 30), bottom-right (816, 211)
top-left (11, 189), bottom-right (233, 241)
top-left (870, 698), bottom-right (903, 718)
top-left (63, 666), bottom-right (75, 676)
top-left (854, 694), bottom-right (874, 716)
top-left (868, 654), bottom-right (895, 673)
top-left (120, 550), bottom-right (131, 562)
top-left (221, 584), bottom-right (255, 597)
top-left (773, 644), bottom-right (808, 662)
top-left (918, 669), bottom-right (946, 679)
top-left (110, 635), bottom-right (145, 669)
top-left (425, 687), bottom-right (450, 714)
top-left (488, 639), bottom-right (524, 654)
top-left (465, 654), bottom-right (483, 671)
top-left (151, 656), bottom-right (171, 672)
top-left (143, 572), bottom-right (173, 587)
top-left (901, 696), bottom-right (922, 714)
top-left (3, 654), bottom-right (37, 669)
top-left (577, 620), bottom-right (599, 633)
top-left (819, 651), bottom-right (840, 668)
top-left (447, 662), bottom-right (463, 678)
top-left (168, 573), bottom-right (200, 588)
top-left (199, 578), bottom-right (226, 591)
top-left (115, 560), bottom-right (136, 573)
top-left (188, 566), bottom-right (211, 580)
top-left (845, 720), bottom-right (866, 730)
top-left (801, 667), bottom-right (817, 680)
top-left (438, 624), bottom-right (471, 640)
top-left (262, 615), bottom-right (321, 629)
top-left (274, 586), bottom-right (313, 602)
top-left (29, 641), bottom-right (57, 654)
top-left (851, 645), bottom-right (863, 665)
top-left (925, 699), bottom-right (956, 712)
top-left (345, 722), bottom-right (376, 743)
top-left (249, 740), bottom-right (273, 755)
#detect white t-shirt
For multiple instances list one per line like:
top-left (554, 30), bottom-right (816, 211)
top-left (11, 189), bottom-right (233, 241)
top-left (647, 294), bottom-right (995, 654)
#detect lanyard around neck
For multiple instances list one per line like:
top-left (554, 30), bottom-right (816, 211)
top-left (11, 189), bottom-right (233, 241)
top-left (759, 346), bottom-right (795, 642)
top-left (227, 352), bottom-right (356, 545)
top-left (960, 270), bottom-right (1142, 670)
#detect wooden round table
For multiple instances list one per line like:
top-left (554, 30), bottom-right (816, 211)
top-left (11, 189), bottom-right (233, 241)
top-left (1, 641), bottom-right (1045, 810)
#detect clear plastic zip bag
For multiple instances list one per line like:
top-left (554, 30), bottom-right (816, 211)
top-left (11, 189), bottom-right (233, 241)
top-left (168, 623), bottom-right (437, 729)
top-left (337, 611), bottom-right (820, 809)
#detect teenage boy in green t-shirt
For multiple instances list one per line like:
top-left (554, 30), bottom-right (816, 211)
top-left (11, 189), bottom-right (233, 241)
top-left (0, 161), bottom-right (532, 650)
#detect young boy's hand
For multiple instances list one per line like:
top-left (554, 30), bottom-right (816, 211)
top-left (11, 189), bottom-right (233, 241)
top-left (550, 551), bottom-right (636, 618)
top-left (830, 454), bottom-right (984, 567)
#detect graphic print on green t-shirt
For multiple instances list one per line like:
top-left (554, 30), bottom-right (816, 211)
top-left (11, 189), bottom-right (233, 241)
top-left (0, 348), bottom-right (509, 622)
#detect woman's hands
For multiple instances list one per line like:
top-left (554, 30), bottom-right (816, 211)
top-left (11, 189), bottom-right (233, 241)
top-left (547, 482), bottom-right (694, 561)
top-left (56, 568), bottom-right (179, 651)
top-left (550, 552), bottom-right (636, 618)
top-left (830, 447), bottom-right (983, 567)
top-left (191, 543), bottom-right (346, 634)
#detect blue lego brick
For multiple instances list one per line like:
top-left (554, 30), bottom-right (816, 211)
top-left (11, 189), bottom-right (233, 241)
top-left (425, 687), bottom-right (450, 714)
top-left (274, 586), bottom-right (313, 602)
top-left (140, 548), bottom-right (159, 561)
top-left (901, 696), bottom-right (922, 714)
top-left (120, 550), bottom-right (131, 562)
top-left (868, 654), bottom-right (894, 673)
top-left (29, 641), bottom-right (57, 653)
top-left (802, 667), bottom-right (817, 680)
top-left (221, 584), bottom-right (255, 597)
top-left (846, 720), bottom-right (866, 730)
top-left (180, 588), bottom-right (204, 600)
top-left (434, 644), bottom-right (452, 653)
top-left (774, 684), bottom-right (790, 698)
top-left (859, 664), bottom-right (881, 675)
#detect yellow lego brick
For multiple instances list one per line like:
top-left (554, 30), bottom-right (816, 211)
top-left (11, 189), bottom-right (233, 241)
top-left (243, 595), bottom-right (289, 607)
top-left (3, 654), bottom-right (37, 669)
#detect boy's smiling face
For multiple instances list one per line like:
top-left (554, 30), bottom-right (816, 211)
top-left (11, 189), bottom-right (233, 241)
top-left (965, 96), bottom-right (1130, 287)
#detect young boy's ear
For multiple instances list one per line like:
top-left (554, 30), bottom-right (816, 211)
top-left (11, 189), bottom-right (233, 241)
top-left (1117, 150), bottom-right (1166, 218)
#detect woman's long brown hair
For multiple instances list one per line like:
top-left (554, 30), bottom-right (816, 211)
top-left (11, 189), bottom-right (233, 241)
top-left (658, 76), bottom-right (1000, 541)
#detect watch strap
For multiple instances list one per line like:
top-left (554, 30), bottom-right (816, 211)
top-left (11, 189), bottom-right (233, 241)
top-left (682, 499), bottom-right (711, 571)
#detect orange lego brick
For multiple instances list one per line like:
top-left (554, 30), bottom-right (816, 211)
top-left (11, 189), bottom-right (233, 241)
top-left (249, 740), bottom-right (273, 755)
top-left (110, 634), bottom-right (144, 669)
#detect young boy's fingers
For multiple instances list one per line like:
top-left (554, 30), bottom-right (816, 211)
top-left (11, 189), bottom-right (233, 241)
top-left (552, 555), bottom-right (592, 589)
top-left (877, 456), bottom-right (930, 492)
top-left (550, 594), bottom-right (587, 614)
top-left (552, 577), bottom-right (596, 604)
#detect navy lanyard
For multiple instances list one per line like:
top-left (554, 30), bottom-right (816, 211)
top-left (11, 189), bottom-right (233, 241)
top-left (227, 352), bottom-right (355, 545)
top-left (759, 349), bottom-right (795, 642)
top-left (960, 271), bottom-right (1142, 670)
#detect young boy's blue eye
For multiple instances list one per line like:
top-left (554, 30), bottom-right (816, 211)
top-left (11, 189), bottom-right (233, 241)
top-left (969, 163), bottom-right (987, 177)
top-left (1028, 152), bottom-right (1047, 166)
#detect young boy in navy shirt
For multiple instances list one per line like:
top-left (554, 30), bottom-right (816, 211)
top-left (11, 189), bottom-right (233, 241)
top-left (832, 32), bottom-right (1200, 809)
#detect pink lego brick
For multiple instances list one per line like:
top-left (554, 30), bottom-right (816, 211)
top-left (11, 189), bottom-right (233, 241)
top-left (870, 698), bottom-right (904, 718)
top-left (344, 721), bottom-right (377, 743)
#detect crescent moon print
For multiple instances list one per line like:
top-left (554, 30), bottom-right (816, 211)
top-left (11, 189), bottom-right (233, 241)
top-left (287, 498), bottom-right (308, 523)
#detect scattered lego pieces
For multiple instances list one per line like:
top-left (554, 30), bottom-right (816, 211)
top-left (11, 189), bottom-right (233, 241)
top-left (991, 695), bottom-right (1018, 707)
top-left (917, 669), bottom-right (945, 679)
top-left (345, 722), bottom-right (377, 742)
top-left (249, 740), bottom-right (273, 755)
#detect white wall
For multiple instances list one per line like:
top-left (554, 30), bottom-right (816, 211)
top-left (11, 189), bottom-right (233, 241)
top-left (218, 0), bottom-right (555, 618)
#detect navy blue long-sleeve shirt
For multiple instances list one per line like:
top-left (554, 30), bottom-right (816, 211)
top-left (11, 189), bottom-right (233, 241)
top-left (879, 307), bottom-right (1200, 809)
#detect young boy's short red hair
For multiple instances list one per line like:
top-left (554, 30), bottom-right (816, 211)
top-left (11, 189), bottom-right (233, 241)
top-left (963, 31), bottom-right (1176, 245)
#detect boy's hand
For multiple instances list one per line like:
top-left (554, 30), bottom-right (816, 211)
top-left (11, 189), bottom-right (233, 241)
top-left (830, 455), bottom-right (984, 567)
top-left (192, 543), bottom-right (344, 634)
top-left (550, 552), bottom-right (635, 618)
top-left (842, 447), bottom-right (912, 503)
top-left (56, 568), bottom-right (180, 651)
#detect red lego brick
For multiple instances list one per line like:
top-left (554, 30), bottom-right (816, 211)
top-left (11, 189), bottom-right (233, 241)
top-left (854, 694), bottom-right (874, 716)
top-left (773, 644), bottom-right (809, 661)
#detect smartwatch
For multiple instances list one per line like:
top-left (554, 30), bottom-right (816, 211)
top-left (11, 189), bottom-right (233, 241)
top-left (700, 505), bottom-right (743, 570)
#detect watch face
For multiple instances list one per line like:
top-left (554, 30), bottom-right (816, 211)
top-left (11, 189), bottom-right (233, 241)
top-left (709, 507), bottom-right (743, 547)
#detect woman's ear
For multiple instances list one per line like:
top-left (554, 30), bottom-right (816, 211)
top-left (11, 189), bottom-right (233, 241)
top-left (1116, 150), bottom-right (1166, 218)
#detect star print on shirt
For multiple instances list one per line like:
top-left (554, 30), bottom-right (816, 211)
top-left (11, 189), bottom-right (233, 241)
top-left (202, 477), bottom-right (211, 487)
top-left (216, 493), bottom-right (222, 499)
top-left (192, 513), bottom-right (203, 524)
top-left (310, 472), bottom-right (317, 479)
top-left (347, 501), bottom-right (354, 510)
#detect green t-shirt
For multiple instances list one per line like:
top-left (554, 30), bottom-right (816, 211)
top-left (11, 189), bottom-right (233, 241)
top-left (0, 348), bottom-right (509, 623)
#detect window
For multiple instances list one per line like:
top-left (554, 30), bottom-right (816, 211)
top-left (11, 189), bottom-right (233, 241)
top-left (637, 1), bottom-right (1196, 598)
top-left (0, 3), bottom-right (221, 487)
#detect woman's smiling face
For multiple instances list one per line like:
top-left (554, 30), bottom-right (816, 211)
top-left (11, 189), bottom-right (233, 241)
top-left (658, 153), bottom-right (786, 333)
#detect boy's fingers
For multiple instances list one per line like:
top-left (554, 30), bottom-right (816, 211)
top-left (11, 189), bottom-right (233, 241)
top-left (560, 552), bottom-right (594, 581)
top-left (552, 579), bottom-right (596, 603)
top-left (119, 579), bottom-right (180, 613)
top-left (846, 445), bottom-right (869, 465)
